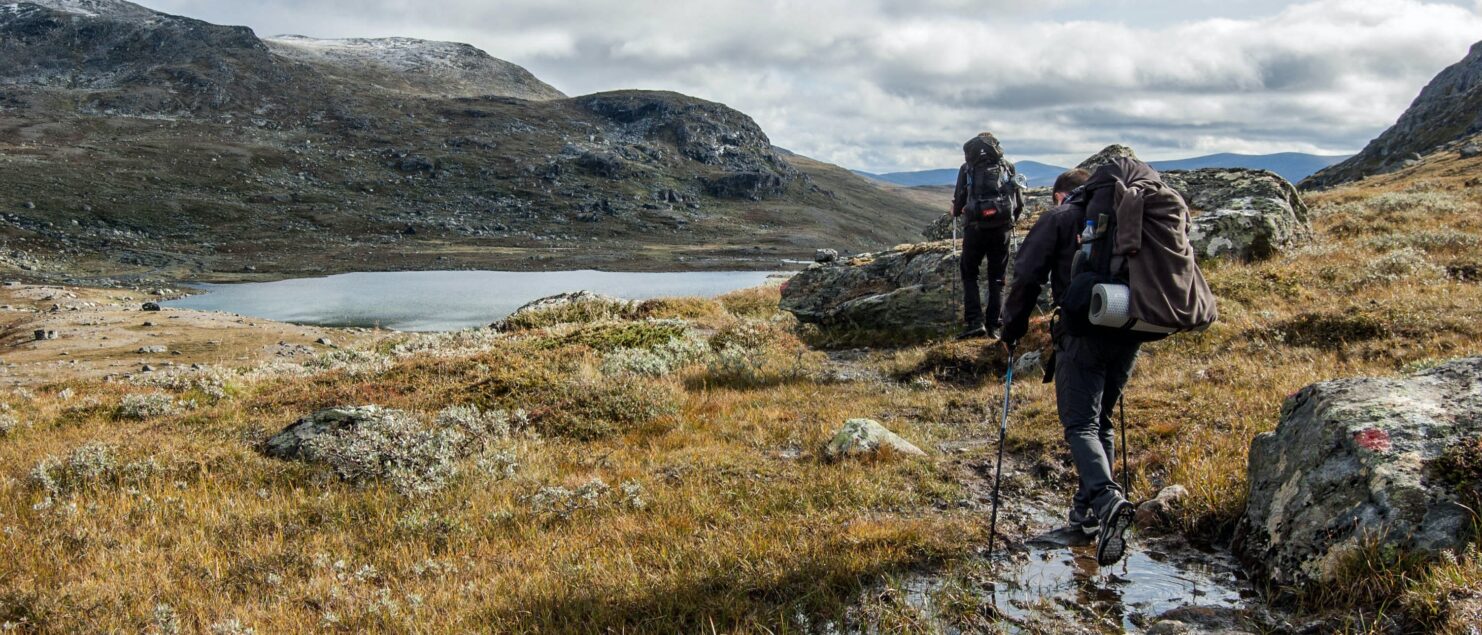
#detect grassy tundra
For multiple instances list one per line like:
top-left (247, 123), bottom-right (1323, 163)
top-left (2, 153), bottom-right (1482, 632)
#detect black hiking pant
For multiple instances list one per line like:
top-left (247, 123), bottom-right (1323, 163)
top-left (1054, 332), bottom-right (1140, 522)
top-left (960, 223), bottom-right (1012, 329)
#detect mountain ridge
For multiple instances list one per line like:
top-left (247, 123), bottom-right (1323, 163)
top-left (0, 0), bottom-right (938, 281)
top-left (858, 152), bottom-right (1350, 189)
top-left (1305, 39), bottom-right (1482, 188)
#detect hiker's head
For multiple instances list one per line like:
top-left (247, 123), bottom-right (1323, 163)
top-left (1053, 169), bottom-right (1091, 204)
top-left (963, 132), bottom-right (1003, 164)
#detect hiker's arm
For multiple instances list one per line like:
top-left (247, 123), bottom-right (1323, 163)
top-left (1001, 213), bottom-right (1057, 343)
top-left (952, 166), bottom-right (967, 217)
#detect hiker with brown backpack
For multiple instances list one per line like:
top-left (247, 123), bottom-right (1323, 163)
top-left (1000, 157), bottom-right (1217, 566)
top-left (952, 132), bottom-right (1026, 340)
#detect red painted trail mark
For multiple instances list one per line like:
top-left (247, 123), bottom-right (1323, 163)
top-left (1354, 428), bottom-right (1392, 453)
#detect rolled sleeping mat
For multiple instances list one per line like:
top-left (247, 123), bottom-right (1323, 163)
top-left (1089, 283), bottom-right (1179, 335)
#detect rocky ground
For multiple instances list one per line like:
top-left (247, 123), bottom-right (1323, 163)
top-left (0, 282), bottom-right (370, 387)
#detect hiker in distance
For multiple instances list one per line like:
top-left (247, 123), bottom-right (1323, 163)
top-left (1000, 159), bottom-right (1217, 566)
top-left (952, 132), bottom-right (1027, 341)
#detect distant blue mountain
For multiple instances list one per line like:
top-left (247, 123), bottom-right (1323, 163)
top-left (1147, 153), bottom-right (1351, 183)
top-left (857, 152), bottom-right (1353, 189)
top-left (855, 160), bottom-right (1070, 188)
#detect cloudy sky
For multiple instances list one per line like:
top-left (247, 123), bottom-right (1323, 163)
top-left (148, 0), bottom-right (1482, 172)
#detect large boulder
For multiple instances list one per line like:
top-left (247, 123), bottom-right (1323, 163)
top-left (1236, 358), bottom-right (1482, 589)
top-left (1162, 168), bottom-right (1310, 260)
top-left (1077, 144), bottom-right (1139, 172)
top-left (779, 242), bottom-right (959, 331)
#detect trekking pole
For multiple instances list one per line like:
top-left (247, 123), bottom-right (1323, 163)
top-left (1119, 394), bottom-right (1131, 499)
top-left (986, 343), bottom-right (1016, 562)
top-left (951, 216), bottom-right (960, 324)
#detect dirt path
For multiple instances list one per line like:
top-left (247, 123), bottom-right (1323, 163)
top-left (0, 282), bottom-right (376, 387)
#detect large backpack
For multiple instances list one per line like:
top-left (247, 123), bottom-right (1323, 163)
top-left (962, 135), bottom-right (1021, 229)
top-left (1060, 158), bottom-right (1217, 342)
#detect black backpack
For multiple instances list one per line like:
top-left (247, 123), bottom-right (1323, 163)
top-left (961, 136), bottom-right (1020, 229)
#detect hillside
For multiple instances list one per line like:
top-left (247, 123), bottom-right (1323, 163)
top-left (0, 0), bottom-right (938, 282)
top-left (1306, 39), bottom-right (1482, 188)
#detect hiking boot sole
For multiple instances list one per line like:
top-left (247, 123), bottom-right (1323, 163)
top-left (1096, 500), bottom-right (1135, 567)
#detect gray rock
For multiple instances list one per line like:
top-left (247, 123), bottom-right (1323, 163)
top-left (1163, 169), bottom-right (1310, 261)
top-left (316, 337), bottom-right (334, 347)
top-left (575, 151), bottom-right (625, 178)
top-left (1013, 351), bottom-right (1044, 378)
top-left (824, 418), bottom-right (926, 460)
top-left (1077, 145), bottom-right (1139, 172)
top-left (1236, 357), bottom-right (1482, 589)
top-left (1461, 143), bottom-right (1481, 159)
top-left (33, 329), bottom-right (57, 341)
top-left (141, 302), bottom-right (161, 312)
top-left (1135, 484), bottom-right (1189, 530)
top-left (814, 248), bottom-right (838, 264)
top-left (262, 405), bottom-right (395, 461)
top-left (780, 242), bottom-right (959, 332)
top-left (1146, 606), bottom-right (1257, 635)
top-left (137, 345), bottom-right (167, 354)
top-left (495, 290), bottom-right (634, 329)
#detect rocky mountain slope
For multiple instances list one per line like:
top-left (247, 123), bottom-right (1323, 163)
top-left (0, 0), bottom-right (938, 282)
top-left (1305, 40), bottom-right (1482, 188)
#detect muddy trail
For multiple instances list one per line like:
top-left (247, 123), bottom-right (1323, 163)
top-left (914, 449), bottom-right (1276, 633)
top-left (822, 350), bottom-right (1290, 634)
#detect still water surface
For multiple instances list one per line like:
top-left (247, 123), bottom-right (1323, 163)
top-left (164, 270), bottom-right (786, 331)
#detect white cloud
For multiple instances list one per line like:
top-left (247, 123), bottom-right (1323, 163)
top-left (142, 0), bottom-right (1482, 171)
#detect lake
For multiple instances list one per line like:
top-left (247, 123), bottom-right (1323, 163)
top-left (163, 270), bottom-right (788, 331)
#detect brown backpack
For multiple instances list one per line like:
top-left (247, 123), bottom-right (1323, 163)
top-left (1061, 158), bottom-right (1217, 340)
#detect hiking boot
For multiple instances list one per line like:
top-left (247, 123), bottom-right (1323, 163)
top-left (1069, 507), bottom-right (1100, 537)
top-left (955, 326), bottom-right (988, 340)
top-left (1096, 499), bottom-right (1135, 566)
top-left (986, 324), bottom-right (1002, 340)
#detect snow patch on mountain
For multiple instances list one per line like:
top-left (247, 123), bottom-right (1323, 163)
top-left (265, 35), bottom-right (565, 101)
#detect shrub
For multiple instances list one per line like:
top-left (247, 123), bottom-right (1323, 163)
top-left (128, 364), bottom-right (235, 401)
top-left (554, 320), bottom-right (691, 353)
top-left (0, 411), bottom-right (18, 437)
top-left (533, 378), bottom-right (680, 440)
top-left (305, 348), bottom-right (392, 377)
top-left (600, 334), bottom-right (709, 377)
top-left (434, 404), bottom-right (524, 447)
top-left (525, 478), bottom-right (611, 520)
top-left (304, 409), bottom-right (463, 497)
top-left (117, 393), bottom-right (182, 420)
top-left (718, 284), bottom-right (783, 318)
top-left (634, 297), bottom-right (725, 321)
top-left (1365, 247), bottom-right (1443, 283)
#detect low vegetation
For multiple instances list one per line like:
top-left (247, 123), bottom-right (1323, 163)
top-left (2, 157), bottom-right (1481, 632)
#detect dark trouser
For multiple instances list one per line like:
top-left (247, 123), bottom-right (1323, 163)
top-left (960, 223), bottom-right (1012, 329)
top-left (1055, 333), bottom-right (1140, 521)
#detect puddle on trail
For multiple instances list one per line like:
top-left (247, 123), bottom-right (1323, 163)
top-left (990, 539), bottom-right (1247, 630)
top-left (884, 535), bottom-right (1258, 633)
